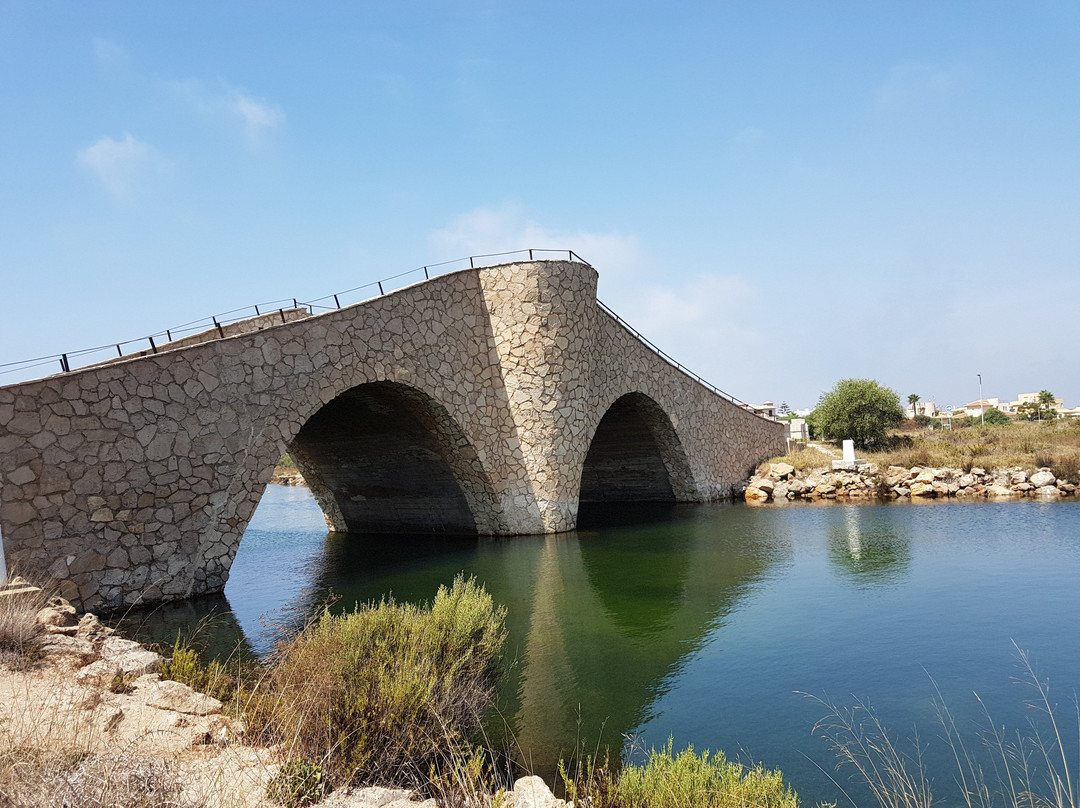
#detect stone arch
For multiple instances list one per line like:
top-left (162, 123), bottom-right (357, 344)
top-left (579, 392), bottom-right (697, 503)
top-left (286, 381), bottom-right (502, 535)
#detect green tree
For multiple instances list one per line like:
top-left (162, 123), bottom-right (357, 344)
top-left (808, 378), bottom-right (905, 450)
top-left (982, 407), bottom-right (1011, 425)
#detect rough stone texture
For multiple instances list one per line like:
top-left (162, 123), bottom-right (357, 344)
top-left (0, 260), bottom-right (783, 610)
top-left (744, 462), bottom-right (1077, 504)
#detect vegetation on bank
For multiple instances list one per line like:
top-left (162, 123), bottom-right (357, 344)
top-left (807, 379), bottom-right (905, 450)
top-left (779, 419), bottom-right (1080, 482)
top-left (561, 740), bottom-right (799, 808)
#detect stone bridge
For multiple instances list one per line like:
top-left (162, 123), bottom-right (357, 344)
top-left (0, 260), bottom-right (784, 610)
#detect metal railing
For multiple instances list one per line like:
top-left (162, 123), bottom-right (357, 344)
top-left (596, 300), bottom-right (750, 408)
top-left (0, 249), bottom-right (588, 380)
top-left (1, 248), bottom-right (759, 413)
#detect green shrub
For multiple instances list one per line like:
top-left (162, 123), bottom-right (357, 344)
top-left (266, 758), bottom-right (328, 808)
top-left (159, 637), bottom-right (240, 704)
top-left (560, 740), bottom-right (799, 808)
top-left (247, 574), bottom-right (507, 789)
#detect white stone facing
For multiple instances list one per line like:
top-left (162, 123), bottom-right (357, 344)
top-left (0, 260), bottom-right (784, 610)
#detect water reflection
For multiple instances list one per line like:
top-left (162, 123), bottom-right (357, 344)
top-left (826, 507), bottom-right (911, 585)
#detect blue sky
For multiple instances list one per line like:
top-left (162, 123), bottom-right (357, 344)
top-left (2, 2), bottom-right (1078, 410)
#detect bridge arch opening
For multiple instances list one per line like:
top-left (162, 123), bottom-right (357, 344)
top-left (579, 392), bottom-right (696, 503)
top-left (286, 381), bottom-right (500, 535)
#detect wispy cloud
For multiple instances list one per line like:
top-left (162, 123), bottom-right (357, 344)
top-left (76, 133), bottom-right (166, 198)
top-left (429, 205), bottom-right (769, 399)
top-left (876, 62), bottom-right (965, 110)
top-left (429, 204), bottom-right (645, 281)
top-left (170, 79), bottom-right (285, 141)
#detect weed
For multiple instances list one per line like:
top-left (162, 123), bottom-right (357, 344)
top-left (266, 758), bottom-right (328, 808)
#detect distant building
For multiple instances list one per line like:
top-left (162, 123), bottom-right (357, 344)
top-left (745, 400), bottom-right (777, 419)
top-left (906, 401), bottom-right (936, 418)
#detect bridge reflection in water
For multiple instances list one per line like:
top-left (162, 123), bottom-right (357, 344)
top-left (163, 495), bottom-right (788, 778)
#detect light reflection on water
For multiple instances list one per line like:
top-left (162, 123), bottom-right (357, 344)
top-left (123, 487), bottom-right (1080, 805)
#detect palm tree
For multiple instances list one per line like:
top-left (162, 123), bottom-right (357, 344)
top-left (1038, 390), bottom-right (1056, 419)
top-left (907, 393), bottom-right (920, 419)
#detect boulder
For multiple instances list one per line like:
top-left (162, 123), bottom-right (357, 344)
top-left (1035, 485), bottom-right (1061, 498)
top-left (1030, 470), bottom-right (1056, 488)
top-left (744, 486), bottom-right (771, 503)
top-left (986, 484), bottom-right (1019, 498)
top-left (909, 482), bottom-right (936, 497)
top-left (770, 462), bottom-right (795, 479)
top-left (36, 597), bottom-right (78, 628)
top-left (136, 677), bottom-right (223, 716)
top-left (513, 775), bottom-right (568, 808)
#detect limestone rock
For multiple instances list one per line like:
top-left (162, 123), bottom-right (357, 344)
top-left (770, 462), bottom-right (795, 479)
top-left (1035, 485), bottom-right (1061, 498)
top-left (1030, 470), bottom-right (1056, 487)
top-left (909, 482), bottom-right (936, 497)
top-left (513, 775), bottom-right (568, 808)
top-left (986, 484), bottom-right (1019, 498)
top-left (38, 634), bottom-right (96, 662)
top-left (36, 596), bottom-right (78, 627)
top-left (136, 678), bottom-right (223, 715)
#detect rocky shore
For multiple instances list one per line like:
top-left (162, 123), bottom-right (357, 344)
top-left (742, 462), bottom-right (1078, 503)
top-left (0, 584), bottom-right (567, 808)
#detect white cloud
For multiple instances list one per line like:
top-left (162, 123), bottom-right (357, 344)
top-left (170, 79), bottom-right (284, 141)
top-left (876, 62), bottom-right (965, 110)
top-left (76, 133), bottom-right (165, 198)
top-left (428, 206), bottom-right (769, 400)
top-left (429, 204), bottom-right (645, 284)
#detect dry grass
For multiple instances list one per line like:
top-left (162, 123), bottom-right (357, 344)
top-left (780, 421), bottom-right (1080, 477)
top-left (763, 447), bottom-right (838, 473)
top-left (0, 746), bottom-right (203, 808)
top-left (0, 578), bottom-right (50, 669)
top-left (809, 644), bottom-right (1077, 808)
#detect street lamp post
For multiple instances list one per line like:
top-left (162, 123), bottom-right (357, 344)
top-left (978, 373), bottom-right (984, 425)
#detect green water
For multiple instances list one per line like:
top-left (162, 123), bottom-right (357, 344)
top-left (125, 486), bottom-right (1080, 804)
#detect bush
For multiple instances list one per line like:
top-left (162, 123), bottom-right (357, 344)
top-left (560, 739), bottom-right (798, 808)
top-left (809, 379), bottom-right (905, 450)
top-left (246, 574), bottom-right (507, 790)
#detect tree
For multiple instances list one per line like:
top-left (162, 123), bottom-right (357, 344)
top-left (1019, 395), bottom-right (1056, 421)
top-left (808, 378), bottom-right (905, 450)
top-left (982, 407), bottom-right (1011, 425)
top-left (907, 393), bottom-right (920, 418)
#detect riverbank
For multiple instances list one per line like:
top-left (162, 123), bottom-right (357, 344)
top-left (0, 582), bottom-right (568, 808)
top-left (742, 460), bottom-right (1078, 503)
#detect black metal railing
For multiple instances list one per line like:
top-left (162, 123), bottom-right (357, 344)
top-left (0, 249), bottom-right (588, 380)
top-left (596, 300), bottom-right (750, 408)
top-left (1, 248), bottom-right (762, 414)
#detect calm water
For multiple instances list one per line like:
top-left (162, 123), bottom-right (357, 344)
top-left (125, 486), bottom-right (1080, 805)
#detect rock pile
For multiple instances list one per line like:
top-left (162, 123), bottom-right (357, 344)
top-left (743, 463), bottom-right (1077, 503)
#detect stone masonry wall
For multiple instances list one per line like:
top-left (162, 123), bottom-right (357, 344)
top-left (0, 260), bottom-right (783, 610)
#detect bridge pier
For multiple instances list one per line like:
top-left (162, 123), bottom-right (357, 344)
top-left (0, 260), bottom-right (785, 610)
